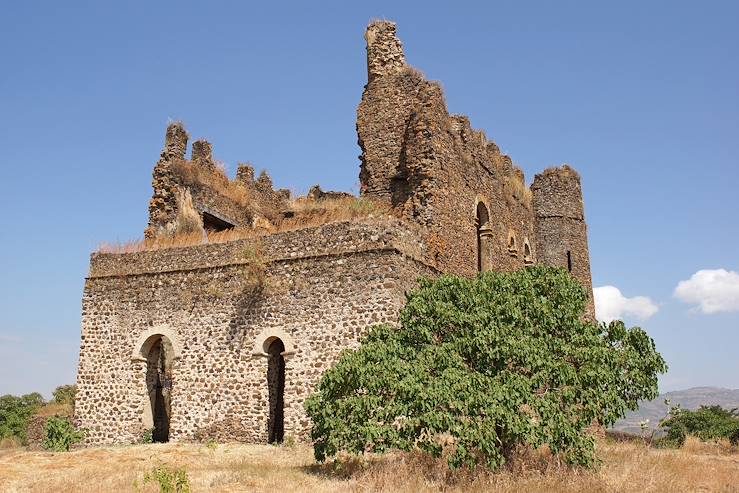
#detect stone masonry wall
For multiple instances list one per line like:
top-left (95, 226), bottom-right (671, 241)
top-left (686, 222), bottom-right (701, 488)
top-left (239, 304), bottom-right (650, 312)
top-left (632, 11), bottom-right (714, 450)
top-left (76, 21), bottom-right (596, 447)
top-left (76, 221), bottom-right (436, 445)
top-left (531, 166), bottom-right (595, 319)
top-left (358, 21), bottom-right (538, 278)
top-left (145, 123), bottom-right (288, 238)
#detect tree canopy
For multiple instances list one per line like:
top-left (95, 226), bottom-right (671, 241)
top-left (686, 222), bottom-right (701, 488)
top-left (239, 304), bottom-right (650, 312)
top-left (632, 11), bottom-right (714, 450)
top-left (305, 266), bottom-right (667, 469)
top-left (0, 392), bottom-right (44, 444)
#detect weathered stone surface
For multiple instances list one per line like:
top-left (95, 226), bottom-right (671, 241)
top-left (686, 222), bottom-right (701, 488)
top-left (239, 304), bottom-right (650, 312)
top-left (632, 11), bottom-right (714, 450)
top-left (357, 22), bottom-right (592, 305)
top-left (76, 21), bottom-right (595, 446)
top-left (76, 225), bottom-right (436, 445)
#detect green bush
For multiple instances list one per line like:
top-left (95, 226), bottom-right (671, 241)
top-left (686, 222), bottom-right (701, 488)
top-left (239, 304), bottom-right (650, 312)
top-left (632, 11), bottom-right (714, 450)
top-left (660, 405), bottom-right (739, 447)
top-left (142, 464), bottom-right (191, 493)
top-left (141, 428), bottom-right (154, 444)
top-left (52, 385), bottom-right (76, 407)
top-left (305, 266), bottom-right (667, 470)
top-left (42, 416), bottom-right (85, 452)
top-left (0, 393), bottom-right (45, 444)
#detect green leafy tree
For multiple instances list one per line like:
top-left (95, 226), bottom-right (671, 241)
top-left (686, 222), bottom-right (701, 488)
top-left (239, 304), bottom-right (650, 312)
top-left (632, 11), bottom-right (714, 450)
top-left (51, 385), bottom-right (77, 407)
top-left (305, 266), bottom-right (667, 469)
top-left (0, 393), bottom-right (45, 444)
top-left (660, 405), bottom-right (739, 447)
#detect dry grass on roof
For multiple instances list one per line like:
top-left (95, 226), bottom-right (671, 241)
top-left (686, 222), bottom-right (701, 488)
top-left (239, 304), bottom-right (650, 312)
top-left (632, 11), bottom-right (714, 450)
top-left (97, 197), bottom-right (393, 254)
top-left (505, 174), bottom-right (533, 210)
top-left (540, 164), bottom-right (580, 179)
top-left (169, 159), bottom-right (254, 209)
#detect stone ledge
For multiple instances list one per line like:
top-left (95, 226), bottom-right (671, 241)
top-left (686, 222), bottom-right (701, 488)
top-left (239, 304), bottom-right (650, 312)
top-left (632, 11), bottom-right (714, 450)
top-left (89, 218), bottom-right (433, 279)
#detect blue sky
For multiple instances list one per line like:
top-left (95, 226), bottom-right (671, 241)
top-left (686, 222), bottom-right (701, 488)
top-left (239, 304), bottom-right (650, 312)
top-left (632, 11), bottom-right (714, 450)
top-left (0, 1), bottom-right (737, 398)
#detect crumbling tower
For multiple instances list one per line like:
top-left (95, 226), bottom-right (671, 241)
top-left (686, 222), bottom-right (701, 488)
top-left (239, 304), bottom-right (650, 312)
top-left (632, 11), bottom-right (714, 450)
top-left (358, 21), bottom-right (417, 202)
top-left (531, 166), bottom-right (595, 319)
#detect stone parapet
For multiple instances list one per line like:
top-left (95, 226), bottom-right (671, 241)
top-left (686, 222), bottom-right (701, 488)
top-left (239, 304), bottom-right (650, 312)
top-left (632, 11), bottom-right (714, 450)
top-left (90, 218), bottom-right (432, 279)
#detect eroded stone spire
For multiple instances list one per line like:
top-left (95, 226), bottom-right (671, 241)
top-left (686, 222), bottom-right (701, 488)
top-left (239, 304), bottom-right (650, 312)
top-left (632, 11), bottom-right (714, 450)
top-left (365, 21), bottom-right (406, 82)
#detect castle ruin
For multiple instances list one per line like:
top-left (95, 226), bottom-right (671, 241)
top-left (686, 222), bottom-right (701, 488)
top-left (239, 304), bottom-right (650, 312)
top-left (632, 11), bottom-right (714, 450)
top-left (75, 22), bottom-right (594, 445)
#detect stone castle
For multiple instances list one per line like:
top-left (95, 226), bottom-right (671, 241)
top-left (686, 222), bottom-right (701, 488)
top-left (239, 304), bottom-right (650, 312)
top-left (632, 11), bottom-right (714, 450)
top-left (75, 21), bottom-right (593, 445)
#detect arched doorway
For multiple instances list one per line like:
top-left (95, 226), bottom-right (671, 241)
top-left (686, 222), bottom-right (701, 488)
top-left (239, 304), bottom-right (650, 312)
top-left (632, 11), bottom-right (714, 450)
top-left (266, 337), bottom-right (285, 444)
top-left (145, 336), bottom-right (173, 443)
top-left (476, 202), bottom-right (492, 272)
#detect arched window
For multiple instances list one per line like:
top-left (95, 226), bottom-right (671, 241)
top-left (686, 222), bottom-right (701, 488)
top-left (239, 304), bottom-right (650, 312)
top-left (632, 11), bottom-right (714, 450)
top-left (266, 337), bottom-right (286, 444)
top-left (476, 202), bottom-right (491, 272)
top-left (144, 335), bottom-right (174, 443)
top-left (507, 230), bottom-right (518, 257)
top-left (523, 239), bottom-right (533, 264)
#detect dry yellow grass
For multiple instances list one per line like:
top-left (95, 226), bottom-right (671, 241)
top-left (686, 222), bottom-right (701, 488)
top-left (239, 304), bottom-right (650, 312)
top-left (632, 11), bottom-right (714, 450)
top-left (32, 402), bottom-right (72, 418)
top-left (169, 159), bottom-right (254, 210)
top-left (0, 439), bottom-right (736, 493)
top-left (98, 197), bottom-right (392, 254)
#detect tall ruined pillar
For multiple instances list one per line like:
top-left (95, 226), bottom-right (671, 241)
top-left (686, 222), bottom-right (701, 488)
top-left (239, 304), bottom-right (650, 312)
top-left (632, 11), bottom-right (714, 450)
top-left (145, 122), bottom-right (189, 238)
top-left (357, 21), bottom-right (413, 202)
top-left (163, 122), bottom-right (188, 161)
top-left (531, 166), bottom-right (595, 320)
top-left (365, 21), bottom-right (406, 82)
top-left (191, 139), bottom-right (215, 171)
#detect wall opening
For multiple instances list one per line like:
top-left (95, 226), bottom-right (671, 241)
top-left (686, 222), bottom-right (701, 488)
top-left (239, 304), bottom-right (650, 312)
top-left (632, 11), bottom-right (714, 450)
top-left (567, 250), bottom-right (572, 272)
top-left (202, 211), bottom-right (234, 233)
top-left (476, 202), bottom-right (491, 272)
top-left (523, 240), bottom-right (533, 264)
top-left (145, 336), bottom-right (173, 443)
top-left (266, 337), bottom-right (285, 443)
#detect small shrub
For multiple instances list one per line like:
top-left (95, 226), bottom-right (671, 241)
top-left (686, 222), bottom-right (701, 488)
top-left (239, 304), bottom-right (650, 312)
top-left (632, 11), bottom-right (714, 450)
top-left (141, 428), bottom-right (154, 444)
top-left (142, 464), bottom-right (191, 493)
top-left (238, 242), bottom-right (267, 294)
top-left (348, 198), bottom-right (375, 215)
top-left (282, 435), bottom-right (297, 448)
top-left (659, 405), bottom-right (739, 448)
top-left (42, 416), bottom-right (84, 452)
top-left (206, 439), bottom-right (218, 450)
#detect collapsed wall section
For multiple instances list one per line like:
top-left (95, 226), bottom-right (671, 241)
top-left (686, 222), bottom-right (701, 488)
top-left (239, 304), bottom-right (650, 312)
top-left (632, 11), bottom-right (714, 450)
top-left (75, 220), bottom-right (435, 445)
top-left (145, 123), bottom-right (289, 239)
top-left (358, 21), bottom-right (537, 277)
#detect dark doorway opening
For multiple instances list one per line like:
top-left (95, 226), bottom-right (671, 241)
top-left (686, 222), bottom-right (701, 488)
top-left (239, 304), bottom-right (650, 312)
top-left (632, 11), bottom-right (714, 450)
top-left (146, 337), bottom-right (172, 443)
top-left (266, 338), bottom-right (285, 444)
top-left (202, 211), bottom-right (235, 233)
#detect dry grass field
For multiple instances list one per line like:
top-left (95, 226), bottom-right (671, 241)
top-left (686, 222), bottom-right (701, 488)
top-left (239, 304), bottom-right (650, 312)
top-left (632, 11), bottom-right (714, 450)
top-left (0, 438), bottom-right (737, 493)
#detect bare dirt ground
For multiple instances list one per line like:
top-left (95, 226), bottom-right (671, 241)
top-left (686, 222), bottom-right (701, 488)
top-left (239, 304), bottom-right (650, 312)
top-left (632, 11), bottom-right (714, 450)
top-left (0, 438), bottom-right (737, 492)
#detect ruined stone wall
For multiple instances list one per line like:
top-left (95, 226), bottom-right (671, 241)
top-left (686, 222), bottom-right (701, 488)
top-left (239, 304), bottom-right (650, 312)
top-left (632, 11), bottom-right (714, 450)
top-left (531, 166), bottom-right (595, 319)
top-left (76, 21), bottom-right (597, 448)
top-left (75, 221), bottom-right (436, 445)
top-left (358, 21), bottom-right (538, 277)
top-left (146, 123), bottom-right (288, 239)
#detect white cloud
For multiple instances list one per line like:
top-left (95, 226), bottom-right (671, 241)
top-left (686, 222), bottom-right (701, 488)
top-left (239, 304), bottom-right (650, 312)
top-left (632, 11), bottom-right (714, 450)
top-left (593, 286), bottom-right (659, 323)
top-left (674, 269), bottom-right (739, 314)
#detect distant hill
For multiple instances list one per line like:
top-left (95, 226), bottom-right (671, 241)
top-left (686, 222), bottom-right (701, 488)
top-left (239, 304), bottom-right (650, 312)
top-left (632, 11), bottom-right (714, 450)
top-left (612, 387), bottom-right (739, 434)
